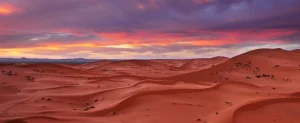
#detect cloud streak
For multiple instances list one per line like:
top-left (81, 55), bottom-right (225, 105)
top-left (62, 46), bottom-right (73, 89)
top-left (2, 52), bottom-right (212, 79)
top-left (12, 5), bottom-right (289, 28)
top-left (0, 0), bottom-right (299, 58)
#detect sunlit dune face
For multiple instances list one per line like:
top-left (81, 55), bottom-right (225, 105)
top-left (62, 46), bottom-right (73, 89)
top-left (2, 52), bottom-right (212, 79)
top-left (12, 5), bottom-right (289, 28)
top-left (0, 4), bottom-right (16, 15)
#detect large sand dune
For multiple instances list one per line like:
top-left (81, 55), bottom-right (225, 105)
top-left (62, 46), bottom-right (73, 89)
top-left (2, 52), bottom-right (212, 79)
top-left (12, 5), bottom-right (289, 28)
top-left (0, 48), bottom-right (300, 123)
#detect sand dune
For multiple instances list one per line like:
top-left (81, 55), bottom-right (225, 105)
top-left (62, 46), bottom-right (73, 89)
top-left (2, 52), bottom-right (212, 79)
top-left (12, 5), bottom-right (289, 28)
top-left (170, 49), bottom-right (300, 84)
top-left (85, 58), bottom-right (227, 77)
top-left (1, 48), bottom-right (300, 123)
top-left (178, 57), bottom-right (228, 70)
top-left (291, 49), bottom-right (300, 54)
top-left (233, 98), bottom-right (300, 123)
top-left (74, 60), bottom-right (112, 71)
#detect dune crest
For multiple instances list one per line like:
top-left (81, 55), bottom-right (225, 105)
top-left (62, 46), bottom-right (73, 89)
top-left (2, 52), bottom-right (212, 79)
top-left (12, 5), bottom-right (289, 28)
top-left (291, 49), bottom-right (300, 54)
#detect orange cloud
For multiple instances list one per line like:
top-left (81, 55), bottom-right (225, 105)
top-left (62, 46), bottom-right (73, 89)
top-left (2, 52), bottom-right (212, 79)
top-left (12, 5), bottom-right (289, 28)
top-left (0, 3), bottom-right (17, 15)
top-left (190, 40), bottom-right (236, 46)
top-left (97, 31), bottom-right (236, 46)
top-left (43, 42), bottom-right (98, 48)
top-left (59, 28), bottom-right (297, 49)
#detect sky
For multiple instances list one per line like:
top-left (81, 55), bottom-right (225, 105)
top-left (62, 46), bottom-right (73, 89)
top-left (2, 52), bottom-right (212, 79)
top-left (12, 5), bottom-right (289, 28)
top-left (0, 0), bottom-right (300, 59)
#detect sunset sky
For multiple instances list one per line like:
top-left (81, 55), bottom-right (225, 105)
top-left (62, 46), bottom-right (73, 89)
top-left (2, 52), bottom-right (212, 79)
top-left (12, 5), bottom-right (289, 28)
top-left (0, 0), bottom-right (300, 59)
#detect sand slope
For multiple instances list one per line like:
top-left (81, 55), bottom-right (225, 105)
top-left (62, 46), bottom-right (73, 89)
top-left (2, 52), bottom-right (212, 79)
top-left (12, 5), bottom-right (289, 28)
top-left (1, 48), bottom-right (300, 123)
top-left (86, 58), bottom-right (227, 77)
top-left (170, 49), bottom-right (300, 84)
top-left (291, 49), bottom-right (300, 54)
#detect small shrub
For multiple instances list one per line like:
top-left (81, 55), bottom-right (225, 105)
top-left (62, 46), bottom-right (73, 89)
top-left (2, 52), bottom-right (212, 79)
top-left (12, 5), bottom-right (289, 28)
top-left (84, 108), bottom-right (90, 111)
top-left (256, 75), bottom-right (261, 78)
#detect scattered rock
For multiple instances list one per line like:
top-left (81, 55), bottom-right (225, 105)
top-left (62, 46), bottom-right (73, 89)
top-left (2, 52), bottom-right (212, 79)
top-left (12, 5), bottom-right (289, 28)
top-left (225, 102), bottom-right (232, 106)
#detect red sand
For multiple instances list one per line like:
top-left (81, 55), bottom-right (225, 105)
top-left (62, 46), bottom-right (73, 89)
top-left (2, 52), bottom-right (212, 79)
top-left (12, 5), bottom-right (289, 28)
top-left (0, 48), bottom-right (300, 123)
top-left (291, 49), bottom-right (300, 54)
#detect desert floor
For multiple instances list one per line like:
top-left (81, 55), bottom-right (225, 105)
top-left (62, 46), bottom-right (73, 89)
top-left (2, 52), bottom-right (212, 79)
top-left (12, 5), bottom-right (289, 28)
top-left (1, 48), bottom-right (300, 123)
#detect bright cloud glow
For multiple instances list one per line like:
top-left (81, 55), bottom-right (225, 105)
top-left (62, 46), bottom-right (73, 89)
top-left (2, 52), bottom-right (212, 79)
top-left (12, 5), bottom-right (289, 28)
top-left (0, 0), bottom-right (299, 59)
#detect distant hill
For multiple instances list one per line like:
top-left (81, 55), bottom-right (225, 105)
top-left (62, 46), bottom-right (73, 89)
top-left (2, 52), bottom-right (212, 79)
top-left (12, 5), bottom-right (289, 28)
top-left (169, 48), bottom-right (300, 82)
top-left (291, 49), bottom-right (300, 54)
